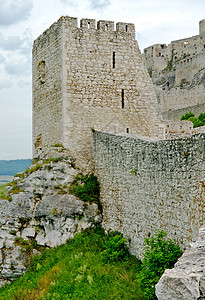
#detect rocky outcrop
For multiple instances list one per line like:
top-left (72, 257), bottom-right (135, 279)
top-left (0, 147), bottom-right (102, 286)
top-left (156, 225), bottom-right (205, 300)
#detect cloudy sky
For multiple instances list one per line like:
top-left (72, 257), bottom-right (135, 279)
top-left (0, 0), bottom-right (205, 160)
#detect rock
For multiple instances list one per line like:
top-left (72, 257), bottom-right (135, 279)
top-left (156, 225), bottom-right (205, 300)
top-left (0, 152), bottom-right (102, 286)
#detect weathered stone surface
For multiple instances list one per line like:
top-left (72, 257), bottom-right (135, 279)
top-left (156, 225), bottom-right (205, 300)
top-left (32, 16), bottom-right (164, 172)
top-left (93, 131), bottom-right (205, 258)
top-left (0, 152), bottom-right (102, 286)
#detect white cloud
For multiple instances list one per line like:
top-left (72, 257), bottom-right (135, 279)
top-left (0, 0), bottom-right (33, 26)
top-left (89, 0), bottom-right (110, 10)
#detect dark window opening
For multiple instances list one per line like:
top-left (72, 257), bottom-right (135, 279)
top-left (125, 25), bottom-right (128, 32)
top-left (121, 89), bottom-right (124, 108)
top-left (113, 52), bottom-right (115, 68)
top-left (126, 128), bottom-right (129, 133)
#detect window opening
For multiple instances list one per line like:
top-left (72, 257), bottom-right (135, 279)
top-left (126, 128), bottom-right (129, 133)
top-left (105, 24), bottom-right (108, 31)
top-left (113, 52), bottom-right (115, 68)
top-left (125, 25), bottom-right (128, 32)
top-left (121, 89), bottom-right (124, 108)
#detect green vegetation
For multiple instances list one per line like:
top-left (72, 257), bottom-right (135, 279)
top-left (0, 159), bottom-right (32, 176)
top-left (14, 157), bottom-right (62, 180)
top-left (181, 111), bottom-right (205, 128)
top-left (0, 180), bottom-right (23, 201)
top-left (0, 227), bottom-right (143, 300)
top-left (0, 183), bottom-right (7, 199)
top-left (138, 230), bottom-right (182, 300)
top-left (69, 174), bottom-right (101, 210)
top-left (0, 227), bottom-right (182, 299)
top-left (101, 232), bottom-right (129, 262)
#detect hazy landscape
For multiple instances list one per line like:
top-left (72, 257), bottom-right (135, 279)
top-left (0, 159), bottom-right (31, 185)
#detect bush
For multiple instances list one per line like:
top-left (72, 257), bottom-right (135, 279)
top-left (181, 111), bottom-right (195, 120)
top-left (180, 111), bottom-right (205, 128)
top-left (69, 174), bottom-right (101, 209)
top-left (101, 232), bottom-right (129, 262)
top-left (139, 230), bottom-right (182, 300)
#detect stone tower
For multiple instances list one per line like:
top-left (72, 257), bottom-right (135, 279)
top-left (32, 16), bottom-right (163, 171)
top-left (199, 19), bottom-right (205, 35)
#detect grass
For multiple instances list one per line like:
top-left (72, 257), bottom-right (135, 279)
top-left (0, 183), bottom-right (8, 199)
top-left (0, 227), bottom-right (143, 300)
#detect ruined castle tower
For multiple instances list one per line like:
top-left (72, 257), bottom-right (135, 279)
top-left (32, 16), bottom-right (163, 170)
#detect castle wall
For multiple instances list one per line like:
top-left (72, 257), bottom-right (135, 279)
top-left (33, 16), bottom-right (163, 170)
top-left (157, 84), bottom-right (205, 112)
top-left (93, 131), bottom-right (205, 257)
top-left (162, 102), bottom-right (205, 121)
top-left (144, 20), bottom-right (205, 117)
top-left (32, 20), bottom-right (64, 152)
top-left (60, 17), bottom-right (163, 170)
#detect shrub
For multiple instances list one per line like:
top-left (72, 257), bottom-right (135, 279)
top-left (139, 230), bottom-right (182, 300)
top-left (180, 111), bottom-right (205, 128)
top-left (101, 232), bottom-right (129, 262)
top-left (181, 111), bottom-right (195, 120)
top-left (69, 174), bottom-right (101, 210)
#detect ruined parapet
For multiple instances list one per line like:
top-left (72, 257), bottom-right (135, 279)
top-left (162, 120), bottom-right (194, 139)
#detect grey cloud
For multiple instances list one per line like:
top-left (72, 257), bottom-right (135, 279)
top-left (90, 0), bottom-right (110, 10)
top-left (60, 0), bottom-right (77, 7)
top-left (5, 60), bottom-right (31, 76)
top-left (0, 33), bottom-right (32, 57)
top-left (0, 54), bottom-right (5, 64)
top-left (0, 35), bottom-right (23, 51)
top-left (0, 0), bottom-right (33, 26)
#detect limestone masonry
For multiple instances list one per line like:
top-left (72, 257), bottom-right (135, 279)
top-left (32, 16), bottom-right (164, 170)
top-left (93, 131), bottom-right (205, 257)
top-left (144, 20), bottom-right (205, 119)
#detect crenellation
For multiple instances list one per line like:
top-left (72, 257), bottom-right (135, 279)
top-left (80, 18), bottom-right (96, 29)
top-left (116, 22), bottom-right (135, 35)
top-left (97, 20), bottom-right (114, 31)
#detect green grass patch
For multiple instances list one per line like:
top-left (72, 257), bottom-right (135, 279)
top-left (0, 183), bottom-right (8, 199)
top-left (0, 227), bottom-right (143, 300)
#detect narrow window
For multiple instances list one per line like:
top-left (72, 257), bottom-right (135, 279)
top-left (105, 24), bottom-right (108, 31)
top-left (126, 128), bottom-right (129, 133)
top-left (113, 52), bottom-right (115, 68)
top-left (125, 25), bottom-right (128, 32)
top-left (121, 89), bottom-right (124, 108)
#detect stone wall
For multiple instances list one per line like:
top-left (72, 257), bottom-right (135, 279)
top-left (32, 20), bottom-right (64, 150)
top-left (93, 131), bottom-right (205, 257)
top-left (162, 102), bottom-right (205, 121)
top-left (144, 20), bottom-right (205, 119)
top-left (33, 16), bottom-right (163, 171)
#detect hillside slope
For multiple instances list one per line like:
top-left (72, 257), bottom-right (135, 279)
top-left (0, 227), bottom-right (143, 300)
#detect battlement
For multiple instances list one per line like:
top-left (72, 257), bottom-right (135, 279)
top-left (33, 16), bottom-right (135, 51)
top-left (32, 15), bottom-right (163, 171)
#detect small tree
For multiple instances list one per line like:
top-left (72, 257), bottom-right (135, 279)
top-left (139, 230), bottom-right (182, 300)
